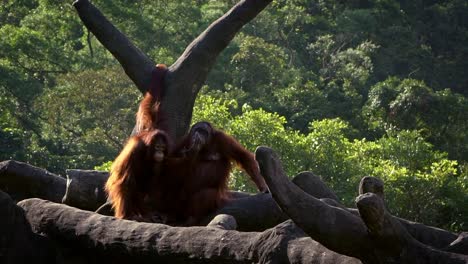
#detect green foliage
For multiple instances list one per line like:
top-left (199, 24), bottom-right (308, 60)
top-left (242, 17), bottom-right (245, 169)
top-left (364, 78), bottom-right (468, 160)
top-left (94, 161), bottom-right (112, 172)
top-left (31, 67), bottom-right (139, 172)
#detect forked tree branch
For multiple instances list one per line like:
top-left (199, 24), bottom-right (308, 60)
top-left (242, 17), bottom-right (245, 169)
top-left (73, 0), bottom-right (273, 139)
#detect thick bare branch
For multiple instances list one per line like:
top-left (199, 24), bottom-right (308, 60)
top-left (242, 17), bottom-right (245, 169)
top-left (292, 171), bottom-right (339, 201)
top-left (359, 176), bottom-right (384, 199)
top-left (73, 0), bottom-right (155, 93)
top-left (207, 214), bottom-right (238, 230)
top-left (170, 0), bottom-right (273, 94)
top-left (61, 169), bottom-right (108, 211)
top-left (444, 233), bottom-right (468, 255)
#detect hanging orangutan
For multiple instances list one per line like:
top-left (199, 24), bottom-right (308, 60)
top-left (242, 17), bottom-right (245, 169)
top-left (134, 63), bottom-right (168, 133)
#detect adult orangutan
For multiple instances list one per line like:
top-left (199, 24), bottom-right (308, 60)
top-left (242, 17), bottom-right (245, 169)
top-left (168, 121), bottom-right (269, 225)
top-left (105, 129), bottom-right (172, 220)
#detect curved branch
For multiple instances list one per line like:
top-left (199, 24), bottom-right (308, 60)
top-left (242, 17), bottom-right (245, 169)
top-left (73, 0), bottom-right (155, 93)
top-left (170, 0), bottom-right (273, 92)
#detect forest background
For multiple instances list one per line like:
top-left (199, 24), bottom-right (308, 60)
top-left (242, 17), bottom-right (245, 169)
top-left (1, 0), bottom-right (467, 232)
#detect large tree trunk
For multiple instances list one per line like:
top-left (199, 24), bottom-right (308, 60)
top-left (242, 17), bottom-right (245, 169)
top-left (73, 0), bottom-right (272, 139)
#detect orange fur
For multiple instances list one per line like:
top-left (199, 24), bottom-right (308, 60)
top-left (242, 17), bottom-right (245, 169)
top-left (135, 64), bottom-right (168, 133)
top-left (106, 137), bottom-right (146, 219)
top-left (105, 129), bottom-right (172, 220)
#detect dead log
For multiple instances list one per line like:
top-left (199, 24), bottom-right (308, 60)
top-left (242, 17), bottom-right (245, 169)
top-left (256, 146), bottom-right (468, 263)
top-left (17, 197), bottom-right (360, 264)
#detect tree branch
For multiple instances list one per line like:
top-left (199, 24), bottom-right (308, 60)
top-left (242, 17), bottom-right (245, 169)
top-left (72, 0), bottom-right (155, 93)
